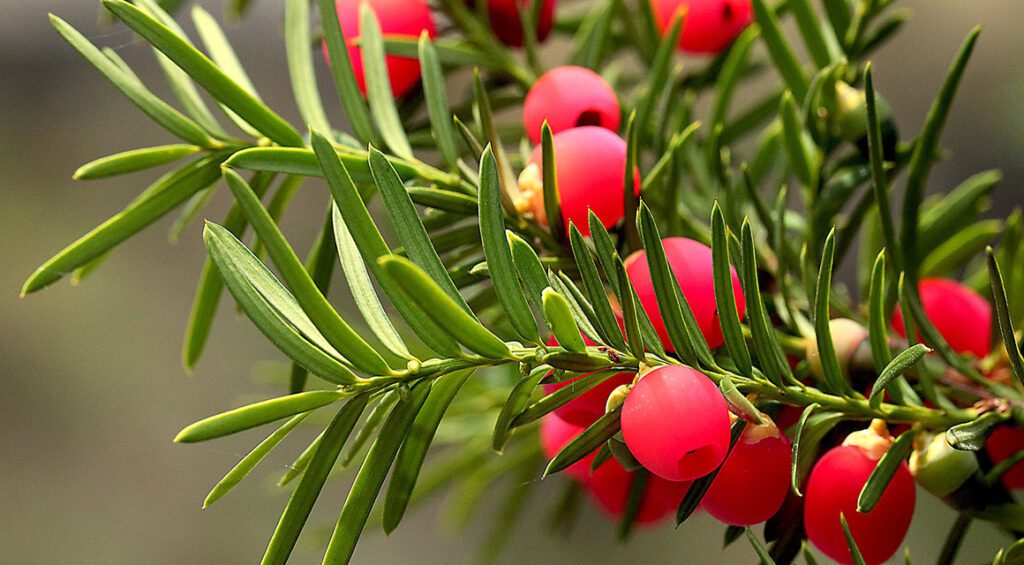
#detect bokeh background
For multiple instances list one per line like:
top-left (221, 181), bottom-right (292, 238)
top-left (2, 1), bottom-right (1023, 563)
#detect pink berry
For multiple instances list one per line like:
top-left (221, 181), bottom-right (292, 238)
top-left (482, 0), bottom-right (557, 47)
top-left (985, 426), bottom-right (1024, 490)
top-left (587, 456), bottom-right (691, 525)
top-left (805, 444), bottom-right (915, 565)
top-left (621, 365), bottom-right (732, 482)
top-left (891, 277), bottom-right (992, 359)
top-left (539, 415), bottom-right (595, 482)
top-left (326, 0), bottom-right (436, 98)
top-left (651, 0), bottom-right (753, 54)
top-left (701, 419), bottom-right (791, 526)
top-left (544, 335), bottom-right (634, 427)
top-left (523, 66), bottom-right (621, 144)
top-left (524, 127), bottom-right (641, 237)
top-left (624, 237), bottom-right (746, 350)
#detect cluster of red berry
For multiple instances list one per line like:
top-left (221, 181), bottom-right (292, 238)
top-left (323, 1), bottom-right (1017, 563)
top-left (542, 272), bottom-right (1011, 564)
top-left (327, 0), bottom-right (754, 95)
top-left (325, 0), bottom-right (755, 231)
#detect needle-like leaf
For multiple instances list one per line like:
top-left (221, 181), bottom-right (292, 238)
top-left (751, 0), bottom-right (809, 100)
top-left (857, 428), bottom-right (917, 512)
top-left (203, 413), bottom-right (308, 507)
top-left (261, 395), bottom-right (369, 565)
top-left (203, 223), bottom-right (360, 384)
top-left (285, 0), bottom-right (331, 133)
top-left (311, 131), bottom-right (461, 357)
top-left (987, 248), bottom-right (1024, 388)
top-left (901, 27), bottom-right (981, 276)
top-left (380, 255), bottom-right (512, 359)
top-left (24, 154), bottom-right (226, 294)
top-left (492, 366), bottom-right (548, 454)
top-left (315, 0), bottom-right (375, 144)
top-left (333, 206), bottom-right (411, 360)
top-left (74, 144), bottom-right (200, 180)
top-left (176, 391), bottom-right (343, 443)
top-left (223, 167), bottom-right (393, 376)
top-left (103, 0), bottom-right (304, 147)
top-left (544, 407), bottom-right (622, 477)
top-left (812, 229), bottom-right (854, 395)
top-left (417, 32), bottom-right (461, 171)
top-left (322, 382), bottom-right (431, 564)
top-left (637, 203), bottom-right (715, 368)
top-left (369, 147), bottom-right (472, 314)
top-left (479, 146), bottom-right (541, 343)
top-left (383, 369), bottom-right (474, 532)
top-left (49, 14), bottom-right (214, 148)
top-left (359, 3), bottom-right (413, 158)
top-left (711, 203), bottom-right (752, 377)
top-left (868, 344), bottom-right (931, 409)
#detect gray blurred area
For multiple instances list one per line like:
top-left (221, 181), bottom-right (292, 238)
top-left (2, 1), bottom-right (1022, 563)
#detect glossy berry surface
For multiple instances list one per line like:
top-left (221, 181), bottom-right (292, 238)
top-left (701, 421), bottom-right (791, 526)
top-left (525, 127), bottom-right (640, 237)
top-left (523, 66), bottom-right (621, 144)
top-left (543, 335), bottom-right (634, 427)
top-left (805, 445), bottom-right (915, 565)
top-left (621, 365), bottom-right (731, 482)
top-left (651, 0), bottom-right (753, 54)
top-left (587, 457), bottom-right (690, 525)
top-left (329, 0), bottom-right (436, 97)
top-left (624, 237), bottom-right (746, 350)
top-left (891, 277), bottom-right (992, 358)
top-left (483, 0), bottom-right (557, 47)
top-left (985, 426), bottom-right (1024, 490)
top-left (539, 415), bottom-right (595, 482)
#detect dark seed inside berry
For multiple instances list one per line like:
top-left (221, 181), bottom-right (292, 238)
top-left (576, 109), bottom-right (604, 127)
top-left (722, 2), bottom-right (734, 22)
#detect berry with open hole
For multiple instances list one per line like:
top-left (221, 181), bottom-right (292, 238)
top-left (651, 0), bottom-right (753, 54)
top-left (523, 66), bottom-right (621, 144)
top-left (620, 365), bottom-right (732, 482)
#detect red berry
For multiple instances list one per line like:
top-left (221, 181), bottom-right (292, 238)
top-left (523, 66), bottom-right (621, 144)
top-left (539, 414), bottom-right (595, 482)
top-left (651, 0), bottom-right (753, 54)
top-left (891, 277), bottom-right (992, 359)
top-left (587, 456), bottom-right (691, 525)
top-left (326, 0), bottom-right (436, 98)
top-left (773, 403), bottom-right (803, 433)
top-left (621, 365), bottom-right (732, 482)
top-left (482, 0), bottom-right (557, 47)
top-left (523, 127), bottom-right (641, 237)
top-left (805, 444), bottom-right (915, 565)
top-left (985, 426), bottom-right (1024, 490)
top-left (624, 237), bottom-right (746, 350)
top-left (701, 420), bottom-right (791, 526)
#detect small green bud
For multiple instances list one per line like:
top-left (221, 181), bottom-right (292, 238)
top-left (835, 82), bottom-right (891, 142)
top-left (910, 433), bottom-right (980, 498)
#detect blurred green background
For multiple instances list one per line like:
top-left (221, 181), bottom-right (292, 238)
top-left (2, 1), bottom-right (1022, 563)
